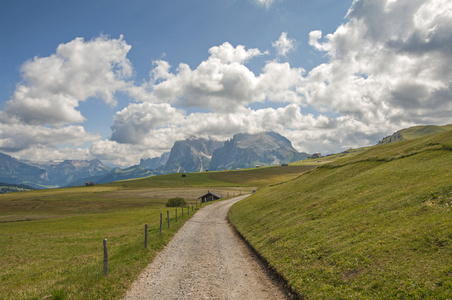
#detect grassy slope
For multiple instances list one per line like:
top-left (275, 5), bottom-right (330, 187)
top-left (208, 165), bottom-right (316, 188)
top-left (379, 123), bottom-right (452, 144)
top-left (229, 130), bottom-right (452, 299)
top-left (401, 124), bottom-right (452, 140)
top-left (0, 165), bottom-right (311, 299)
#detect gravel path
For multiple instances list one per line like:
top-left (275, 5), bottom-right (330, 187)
top-left (123, 195), bottom-right (288, 300)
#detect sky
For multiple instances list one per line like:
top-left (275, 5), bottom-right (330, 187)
top-left (0, 0), bottom-right (451, 167)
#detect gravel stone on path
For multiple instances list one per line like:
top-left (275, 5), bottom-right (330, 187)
top-left (123, 195), bottom-right (288, 300)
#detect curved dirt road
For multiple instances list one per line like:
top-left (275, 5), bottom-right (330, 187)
top-left (123, 195), bottom-right (288, 299)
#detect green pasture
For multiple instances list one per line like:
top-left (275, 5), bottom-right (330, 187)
top-left (229, 129), bottom-right (452, 299)
top-left (208, 165), bottom-right (316, 187)
top-left (0, 165), bottom-right (310, 299)
top-left (1, 206), bottom-right (188, 299)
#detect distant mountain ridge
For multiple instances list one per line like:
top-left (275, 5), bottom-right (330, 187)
top-left (209, 132), bottom-right (309, 170)
top-left (1, 131), bottom-right (309, 190)
top-left (28, 159), bottom-right (111, 187)
top-left (68, 165), bottom-right (154, 186)
top-left (0, 153), bottom-right (51, 189)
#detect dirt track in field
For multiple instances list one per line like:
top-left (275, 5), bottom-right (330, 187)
top-left (123, 195), bottom-right (288, 299)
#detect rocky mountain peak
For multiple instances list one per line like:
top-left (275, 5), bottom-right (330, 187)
top-left (161, 137), bottom-right (224, 173)
top-left (209, 131), bottom-right (308, 171)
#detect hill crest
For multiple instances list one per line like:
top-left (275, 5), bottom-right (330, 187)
top-left (378, 124), bottom-right (452, 145)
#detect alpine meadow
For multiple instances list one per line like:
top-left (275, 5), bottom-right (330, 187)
top-left (0, 165), bottom-right (310, 299)
top-left (1, 126), bottom-right (451, 298)
top-left (1, 0), bottom-right (452, 298)
top-left (229, 127), bottom-right (452, 299)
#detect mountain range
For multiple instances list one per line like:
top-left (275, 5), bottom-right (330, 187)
top-left (209, 132), bottom-right (308, 170)
top-left (0, 131), bottom-right (310, 189)
top-left (0, 153), bottom-right (51, 189)
top-left (3, 125), bottom-right (450, 191)
top-left (25, 159), bottom-right (111, 187)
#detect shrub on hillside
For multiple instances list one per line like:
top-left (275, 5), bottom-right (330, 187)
top-left (165, 197), bottom-right (186, 207)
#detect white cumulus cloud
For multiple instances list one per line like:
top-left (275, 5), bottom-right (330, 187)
top-left (0, 122), bottom-right (99, 153)
top-left (111, 103), bottom-right (186, 145)
top-left (3, 35), bottom-right (133, 126)
top-left (301, 0), bottom-right (452, 132)
top-left (272, 32), bottom-right (297, 56)
top-left (147, 42), bottom-right (304, 113)
top-left (0, 35), bottom-right (134, 162)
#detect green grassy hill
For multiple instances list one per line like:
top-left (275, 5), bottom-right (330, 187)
top-left (378, 123), bottom-right (452, 145)
top-left (229, 129), bottom-right (452, 299)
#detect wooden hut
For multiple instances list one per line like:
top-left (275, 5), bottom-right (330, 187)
top-left (198, 190), bottom-right (222, 203)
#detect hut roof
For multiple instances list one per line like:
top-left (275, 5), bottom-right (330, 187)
top-left (198, 191), bottom-right (222, 199)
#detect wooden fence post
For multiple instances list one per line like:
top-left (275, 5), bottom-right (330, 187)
top-left (175, 207), bottom-right (178, 222)
top-left (144, 224), bottom-right (148, 249)
top-left (167, 210), bottom-right (170, 228)
top-left (103, 239), bottom-right (108, 276)
top-left (159, 212), bottom-right (163, 235)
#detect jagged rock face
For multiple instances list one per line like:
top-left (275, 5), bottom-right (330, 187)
top-left (209, 132), bottom-right (309, 171)
top-left (140, 152), bottom-right (170, 170)
top-left (162, 138), bottom-right (224, 173)
top-left (378, 131), bottom-right (404, 145)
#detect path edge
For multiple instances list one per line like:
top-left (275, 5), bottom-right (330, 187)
top-left (227, 211), bottom-right (302, 300)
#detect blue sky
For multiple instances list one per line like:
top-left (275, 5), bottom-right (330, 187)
top-left (1, 1), bottom-right (351, 96)
top-left (1, 0), bottom-right (451, 166)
